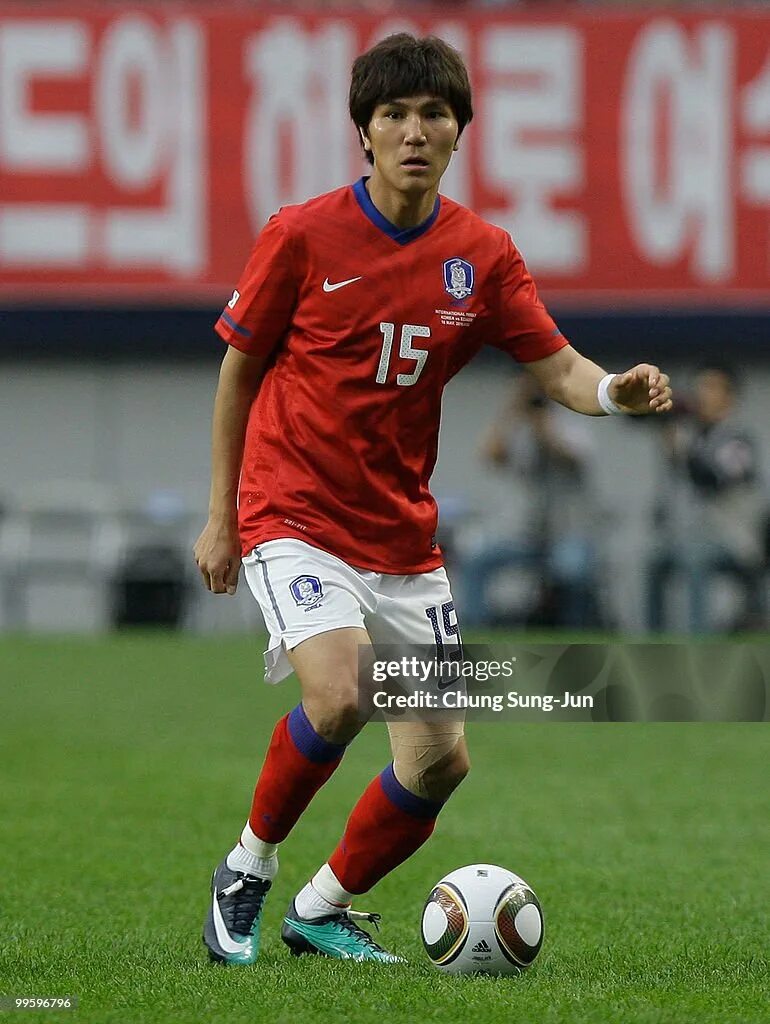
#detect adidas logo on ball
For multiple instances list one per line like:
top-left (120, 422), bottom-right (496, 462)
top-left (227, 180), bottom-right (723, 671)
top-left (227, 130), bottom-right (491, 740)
top-left (471, 939), bottom-right (492, 953)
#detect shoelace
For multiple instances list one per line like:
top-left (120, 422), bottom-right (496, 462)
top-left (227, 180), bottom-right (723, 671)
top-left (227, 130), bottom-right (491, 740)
top-left (334, 910), bottom-right (385, 949)
top-left (347, 910), bottom-right (381, 930)
top-left (218, 875), bottom-right (269, 935)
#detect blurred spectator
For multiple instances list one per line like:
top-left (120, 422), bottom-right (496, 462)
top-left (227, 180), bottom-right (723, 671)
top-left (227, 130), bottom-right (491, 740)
top-left (646, 365), bottom-right (766, 633)
top-left (458, 373), bottom-right (600, 628)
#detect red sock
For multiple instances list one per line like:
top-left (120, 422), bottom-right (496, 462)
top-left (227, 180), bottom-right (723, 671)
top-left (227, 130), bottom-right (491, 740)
top-left (248, 704), bottom-right (346, 844)
top-left (328, 763), bottom-right (444, 895)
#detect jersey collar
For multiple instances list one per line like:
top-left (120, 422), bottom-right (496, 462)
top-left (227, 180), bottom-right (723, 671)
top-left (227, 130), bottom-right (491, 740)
top-left (353, 176), bottom-right (440, 245)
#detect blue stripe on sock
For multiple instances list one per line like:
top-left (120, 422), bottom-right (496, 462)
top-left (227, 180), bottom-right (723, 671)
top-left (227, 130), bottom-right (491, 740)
top-left (287, 704), bottom-right (346, 764)
top-left (380, 763), bottom-right (443, 820)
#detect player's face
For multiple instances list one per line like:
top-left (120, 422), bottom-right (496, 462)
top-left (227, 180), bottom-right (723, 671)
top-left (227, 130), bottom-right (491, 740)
top-left (365, 95), bottom-right (459, 195)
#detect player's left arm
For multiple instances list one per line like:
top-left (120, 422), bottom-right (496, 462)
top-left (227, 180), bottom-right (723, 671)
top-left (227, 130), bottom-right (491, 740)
top-left (524, 344), bottom-right (673, 417)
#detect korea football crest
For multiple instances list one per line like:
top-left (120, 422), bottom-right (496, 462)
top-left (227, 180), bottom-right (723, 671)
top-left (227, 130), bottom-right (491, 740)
top-left (443, 257), bottom-right (474, 302)
top-left (290, 575), bottom-right (323, 609)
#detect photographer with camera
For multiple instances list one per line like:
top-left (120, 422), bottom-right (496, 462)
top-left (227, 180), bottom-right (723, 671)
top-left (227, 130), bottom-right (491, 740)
top-left (459, 373), bottom-right (600, 629)
top-left (646, 365), bottom-right (765, 633)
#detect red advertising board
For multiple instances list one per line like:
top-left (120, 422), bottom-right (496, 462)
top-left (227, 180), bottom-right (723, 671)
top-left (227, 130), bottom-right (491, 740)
top-left (2, 5), bottom-right (770, 307)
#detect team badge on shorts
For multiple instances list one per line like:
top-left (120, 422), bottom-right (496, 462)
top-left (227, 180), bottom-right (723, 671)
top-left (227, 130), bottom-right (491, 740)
top-left (289, 575), bottom-right (324, 609)
top-left (443, 258), bottom-right (474, 301)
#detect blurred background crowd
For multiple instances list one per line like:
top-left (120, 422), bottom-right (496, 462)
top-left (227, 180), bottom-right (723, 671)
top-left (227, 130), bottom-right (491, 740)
top-left (2, 0), bottom-right (769, 637)
top-left (446, 363), bottom-right (768, 635)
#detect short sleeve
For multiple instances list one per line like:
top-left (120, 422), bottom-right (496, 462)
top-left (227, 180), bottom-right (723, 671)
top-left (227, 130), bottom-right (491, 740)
top-left (214, 216), bottom-right (297, 356)
top-left (489, 233), bottom-right (569, 363)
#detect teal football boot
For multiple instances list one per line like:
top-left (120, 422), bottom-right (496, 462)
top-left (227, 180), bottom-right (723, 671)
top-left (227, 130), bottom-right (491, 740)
top-left (281, 900), bottom-right (404, 963)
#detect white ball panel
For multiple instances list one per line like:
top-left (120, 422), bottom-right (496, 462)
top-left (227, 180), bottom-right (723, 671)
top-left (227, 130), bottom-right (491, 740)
top-left (422, 901), bottom-right (449, 945)
top-left (514, 903), bottom-right (543, 946)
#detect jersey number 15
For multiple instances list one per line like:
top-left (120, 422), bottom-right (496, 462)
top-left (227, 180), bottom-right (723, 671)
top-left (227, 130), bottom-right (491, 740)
top-left (376, 322), bottom-right (430, 386)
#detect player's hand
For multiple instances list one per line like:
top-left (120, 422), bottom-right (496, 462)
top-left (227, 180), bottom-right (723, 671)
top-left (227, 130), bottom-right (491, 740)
top-left (193, 517), bottom-right (241, 595)
top-left (609, 364), bottom-right (673, 415)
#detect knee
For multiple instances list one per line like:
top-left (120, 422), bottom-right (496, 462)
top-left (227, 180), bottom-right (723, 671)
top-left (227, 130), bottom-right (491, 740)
top-left (303, 687), bottom-right (364, 745)
top-left (420, 743), bottom-right (471, 803)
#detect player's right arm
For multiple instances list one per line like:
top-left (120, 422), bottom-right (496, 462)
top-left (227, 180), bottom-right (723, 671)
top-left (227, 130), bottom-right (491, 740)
top-left (194, 346), bottom-right (270, 595)
top-left (195, 215), bottom-right (298, 594)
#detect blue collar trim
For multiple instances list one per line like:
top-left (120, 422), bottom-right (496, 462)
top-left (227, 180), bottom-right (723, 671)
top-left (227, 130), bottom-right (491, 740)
top-left (352, 177), bottom-right (440, 245)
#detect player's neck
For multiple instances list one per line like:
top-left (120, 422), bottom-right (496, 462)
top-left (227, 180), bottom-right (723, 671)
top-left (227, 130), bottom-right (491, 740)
top-left (365, 174), bottom-right (438, 229)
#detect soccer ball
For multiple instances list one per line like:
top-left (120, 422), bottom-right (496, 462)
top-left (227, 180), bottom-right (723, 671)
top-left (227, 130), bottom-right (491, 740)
top-left (420, 863), bottom-right (543, 975)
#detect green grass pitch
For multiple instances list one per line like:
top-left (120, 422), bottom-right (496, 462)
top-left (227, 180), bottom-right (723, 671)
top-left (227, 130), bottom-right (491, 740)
top-left (2, 633), bottom-right (768, 1024)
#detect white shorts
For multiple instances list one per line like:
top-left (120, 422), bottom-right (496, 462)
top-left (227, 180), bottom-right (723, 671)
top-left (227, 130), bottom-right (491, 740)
top-left (242, 538), bottom-right (461, 684)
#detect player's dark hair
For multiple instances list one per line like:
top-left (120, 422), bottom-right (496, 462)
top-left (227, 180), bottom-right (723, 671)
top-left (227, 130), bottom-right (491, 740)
top-left (349, 34), bottom-right (473, 165)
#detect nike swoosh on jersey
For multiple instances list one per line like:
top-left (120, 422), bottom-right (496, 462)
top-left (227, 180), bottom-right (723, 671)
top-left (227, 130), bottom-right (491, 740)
top-left (212, 890), bottom-right (249, 954)
top-left (323, 276), bottom-right (363, 292)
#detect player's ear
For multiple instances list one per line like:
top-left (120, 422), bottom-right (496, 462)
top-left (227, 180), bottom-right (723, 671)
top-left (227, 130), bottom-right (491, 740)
top-left (359, 126), bottom-right (371, 152)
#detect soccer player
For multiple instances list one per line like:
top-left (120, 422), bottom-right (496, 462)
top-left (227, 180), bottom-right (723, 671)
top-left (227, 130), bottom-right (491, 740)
top-left (194, 33), bottom-right (673, 964)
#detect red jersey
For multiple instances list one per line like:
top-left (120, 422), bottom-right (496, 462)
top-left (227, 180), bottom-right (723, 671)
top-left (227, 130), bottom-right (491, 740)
top-left (215, 178), bottom-right (567, 573)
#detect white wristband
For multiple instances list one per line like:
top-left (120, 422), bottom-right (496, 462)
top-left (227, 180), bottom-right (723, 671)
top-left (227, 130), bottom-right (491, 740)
top-left (597, 373), bottom-right (623, 415)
